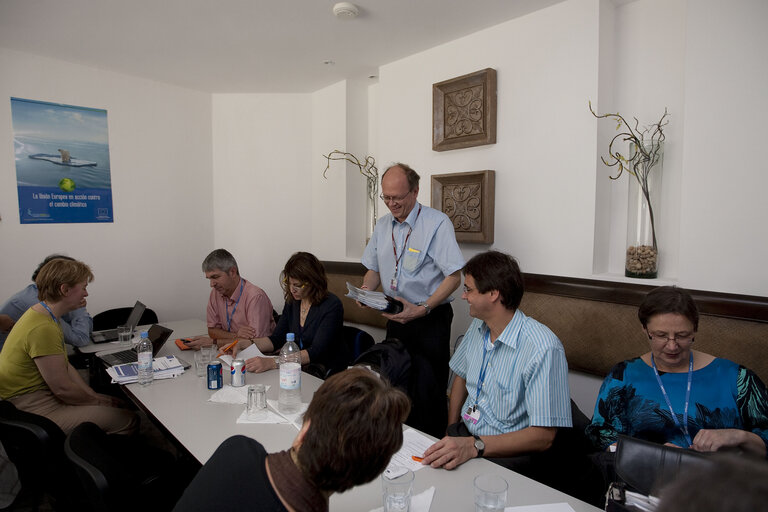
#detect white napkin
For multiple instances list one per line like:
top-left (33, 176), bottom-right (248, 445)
top-left (236, 408), bottom-right (289, 424)
top-left (369, 486), bottom-right (435, 512)
top-left (505, 504), bottom-right (576, 512)
top-left (208, 384), bottom-right (251, 404)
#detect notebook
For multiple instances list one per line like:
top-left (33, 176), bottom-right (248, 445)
top-left (90, 301), bottom-right (146, 343)
top-left (97, 324), bottom-right (173, 367)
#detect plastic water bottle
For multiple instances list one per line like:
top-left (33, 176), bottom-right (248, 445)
top-left (278, 333), bottom-right (301, 413)
top-left (137, 330), bottom-right (153, 387)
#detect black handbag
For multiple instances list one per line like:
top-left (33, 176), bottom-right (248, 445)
top-left (605, 435), bottom-right (714, 511)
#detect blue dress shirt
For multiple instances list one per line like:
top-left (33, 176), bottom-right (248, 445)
top-left (362, 202), bottom-right (464, 304)
top-left (450, 312), bottom-right (572, 436)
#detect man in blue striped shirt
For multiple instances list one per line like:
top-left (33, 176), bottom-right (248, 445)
top-left (421, 250), bottom-right (572, 471)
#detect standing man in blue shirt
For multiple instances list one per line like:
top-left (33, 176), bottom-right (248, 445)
top-left (0, 254), bottom-right (92, 350)
top-left (362, 163), bottom-right (465, 437)
top-left (421, 250), bottom-right (572, 473)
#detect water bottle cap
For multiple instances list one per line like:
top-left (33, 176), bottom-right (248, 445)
top-left (286, 333), bottom-right (295, 341)
top-left (140, 331), bottom-right (149, 338)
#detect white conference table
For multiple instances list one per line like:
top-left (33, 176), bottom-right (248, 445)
top-left (97, 319), bottom-right (600, 512)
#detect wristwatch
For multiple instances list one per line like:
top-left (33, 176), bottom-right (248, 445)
top-left (473, 435), bottom-right (485, 458)
top-left (421, 302), bottom-right (432, 315)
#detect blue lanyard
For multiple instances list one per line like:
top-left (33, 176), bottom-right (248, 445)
top-left (651, 352), bottom-right (694, 446)
top-left (39, 301), bottom-right (58, 324)
top-left (225, 279), bottom-right (245, 332)
top-left (473, 330), bottom-right (495, 409)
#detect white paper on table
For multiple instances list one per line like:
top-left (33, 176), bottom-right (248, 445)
top-left (209, 384), bottom-right (272, 404)
top-left (386, 428), bottom-right (434, 472)
top-left (368, 486), bottom-right (435, 512)
top-left (505, 503), bottom-right (576, 512)
top-left (218, 343), bottom-right (268, 367)
top-left (235, 408), bottom-right (287, 424)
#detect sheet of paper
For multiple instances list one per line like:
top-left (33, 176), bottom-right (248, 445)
top-left (505, 503), bottom-right (576, 512)
top-left (386, 428), bottom-right (434, 472)
top-left (218, 343), bottom-right (267, 367)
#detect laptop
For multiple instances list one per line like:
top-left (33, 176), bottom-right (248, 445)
top-left (97, 324), bottom-right (173, 367)
top-left (91, 301), bottom-right (146, 343)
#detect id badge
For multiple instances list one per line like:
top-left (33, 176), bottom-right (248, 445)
top-left (390, 277), bottom-right (398, 291)
top-left (462, 406), bottom-right (480, 425)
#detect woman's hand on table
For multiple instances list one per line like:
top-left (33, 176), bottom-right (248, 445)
top-left (244, 356), bottom-right (277, 373)
top-left (229, 338), bottom-right (254, 357)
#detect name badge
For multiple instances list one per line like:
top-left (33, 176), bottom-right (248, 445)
top-left (462, 406), bottom-right (480, 425)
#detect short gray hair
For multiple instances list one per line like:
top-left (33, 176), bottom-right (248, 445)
top-left (202, 249), bottom-right (238, 274)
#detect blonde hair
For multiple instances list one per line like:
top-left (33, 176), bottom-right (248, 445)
top-left (35, 258), bottom-right (93, 302)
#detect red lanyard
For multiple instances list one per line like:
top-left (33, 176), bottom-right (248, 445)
top-left (391, 204), bottom-right (421, 277)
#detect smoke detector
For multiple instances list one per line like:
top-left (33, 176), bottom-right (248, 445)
top-left (333, 2), bottom-right (360, 19)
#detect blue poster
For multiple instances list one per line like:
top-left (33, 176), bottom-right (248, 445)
top-left (10, 97), bottom-right (114, 224)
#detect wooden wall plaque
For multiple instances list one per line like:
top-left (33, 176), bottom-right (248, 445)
top-left (431, 170), bottom-right (495, 244)
top-left (433, 68), bottom-right (497, 152)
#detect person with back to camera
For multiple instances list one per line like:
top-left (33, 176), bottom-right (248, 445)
top-left (0, 258), bottom-right (137, 435)
top-left (0, 253), bottom-right (93, 350)
top-left (229, 251), bottom-right (345, 374)
top-left (172, 367), bottom-right (411, 512)
top-left (586, 285), bottom-right (768, 457)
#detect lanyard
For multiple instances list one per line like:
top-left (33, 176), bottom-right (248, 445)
top-left (651, 352), bottom-right (693, 446)
top-left (39, 301), bottom-right (58, 324)
top-left (225, 279), bottom-right (245, 332)
top-left (391, 204), bottom-right (422, 278)
top-left (473, 330), bottom-right (496, 409)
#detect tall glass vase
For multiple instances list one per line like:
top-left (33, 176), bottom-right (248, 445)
top-left (625, 143), bottom-right (663, 278)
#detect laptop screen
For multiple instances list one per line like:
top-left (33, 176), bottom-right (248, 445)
top-left (146, 324), bottom-right (173, 356)
top-left (125, 300), bottom-right (147, 328)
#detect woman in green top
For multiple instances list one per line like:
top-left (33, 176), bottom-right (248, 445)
top-left (0, 258), bottom-right (136, 435)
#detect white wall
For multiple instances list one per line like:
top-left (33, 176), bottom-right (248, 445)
top-left (211, 93), bottom-right (313, 309)
top-left (375, 0), bottom-right (601, 346)
top-left (679, 0), bottom-right (768, 295)
top-left (0, 48), bottom-right (213, 322)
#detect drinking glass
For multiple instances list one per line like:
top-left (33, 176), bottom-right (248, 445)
top-left (381, 466), bottom-right (413, 512)
top-left (474, 474), bottom-right (507, 512)
top-left (194, 350), bottom-right (207, 377)
top-left (246, 384), bottom-right (267, 420)
top-left (117, 325), bottom-right (133, 348)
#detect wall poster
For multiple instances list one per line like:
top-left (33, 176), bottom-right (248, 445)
top-left (10, 97), bottom-right (114, 224)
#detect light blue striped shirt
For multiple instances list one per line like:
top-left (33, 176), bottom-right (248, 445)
top-left (362, 202), bottom-right (465, 304)
top-left (450, 311), bottom-right (572, 436)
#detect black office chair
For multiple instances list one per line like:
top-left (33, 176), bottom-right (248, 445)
top-left (64, 422), bottom-right (180, 512)
top-left (92, 307), bottom-right (159, 332)
top-left (342, 325), bottom-right (374, 363)
top-left (0, 400), bottom-right (76, 510)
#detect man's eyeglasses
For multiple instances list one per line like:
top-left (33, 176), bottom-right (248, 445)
top-left (647, 332), bottom-right (695, 344)
top-left (379, 191), bottom-right (412, 203)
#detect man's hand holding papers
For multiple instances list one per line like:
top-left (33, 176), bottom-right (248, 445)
top-left (345, 282), bottom-right (404, 313)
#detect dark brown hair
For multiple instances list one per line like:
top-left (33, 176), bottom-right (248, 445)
top-left (298, 368), bottom-right (410, 492)
top-left (280, 252), bottom-right (328, 305)
top-left (463, 250), bottom-right (524, 310)
top-left (638, 286), bottom-right (699, 331)
top-left (35, 258), bottom-right (93, 303)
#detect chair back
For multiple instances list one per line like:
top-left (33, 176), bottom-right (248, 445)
top-left (65, 421), bottom-right (181, 512)
top-left (343, 326), bottom-right (374, 362)
top-left (0, 400), bottom-right (69, 507)
top-left (92, 307), bottom-right (158, 331)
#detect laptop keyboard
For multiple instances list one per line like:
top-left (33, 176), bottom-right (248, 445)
top-left (106, 349), bottom-right (138, 364)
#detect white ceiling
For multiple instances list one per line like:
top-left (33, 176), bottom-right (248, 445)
top-left (0, 0), bottom-right (566, 93)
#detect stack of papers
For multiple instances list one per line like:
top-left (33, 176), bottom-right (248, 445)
top-left (345, 282), bottom-right (403, 313)
top-left (106, 355), bottom-right (185, 384)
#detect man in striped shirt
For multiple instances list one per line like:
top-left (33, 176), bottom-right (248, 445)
top-left (421, 250), bottom-right (572, 471)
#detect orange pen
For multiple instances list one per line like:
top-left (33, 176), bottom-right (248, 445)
top-left (217, 339), bottom-right (238, 357)
top-left (411, 455), bottom-right (424, 463)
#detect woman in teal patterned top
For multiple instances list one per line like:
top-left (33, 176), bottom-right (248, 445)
top-left (586, 286), bottom-right (768, 457)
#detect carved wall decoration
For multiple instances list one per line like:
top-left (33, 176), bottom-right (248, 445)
top-left (431, 170), bottom-right (495, 244)
top-left (433, 68), bottom-right (497, 152)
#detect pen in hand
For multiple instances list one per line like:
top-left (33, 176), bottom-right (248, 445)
top-left (217, 339), bottom-right (239, 357)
